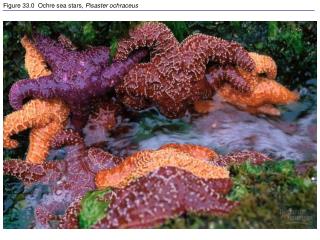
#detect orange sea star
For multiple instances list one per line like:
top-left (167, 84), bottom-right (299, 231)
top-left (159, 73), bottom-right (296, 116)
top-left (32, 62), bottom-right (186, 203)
top-left (3, 36), bottom-right (69, 164)
top-left (114, 22), bottom-right (254, 118)
top-left (205, 52), bottom-right (299, 116)
top-left (158, 143), bottom-right (219, 161)
top-left (4, 99), bottom-right (69, 164)
top-left (95, 144), bottom-right (229, 189)
top-left (21, 35), bottom-right (52, 79)
top-left (60, 147), bottom-right (269, 228)
top-left (9, 34), bottom-right (147, 130)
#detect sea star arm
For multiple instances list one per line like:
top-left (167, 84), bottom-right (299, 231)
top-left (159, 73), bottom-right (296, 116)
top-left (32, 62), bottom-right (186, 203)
top-left (4, 99), bottom-right (56, 148)
top-left (206, 66), bottom-right (251, 92)
top-left (28, 122), bottom-right (66, 164)
top-left (82, 47), bottom-right (111, 67)
top-left (159, 143), bottom-right (219, 161)
top-left (32, 34), bottom-right (73, 71)
top-left (115, 63), bottom-right (155, 110)
top-left (217, 150), bottom-right (271, 166)
top-left (253, 78), bottom-right (299, 105)
top-left (4, 99), bottom-right (69, 163)
top-left (95, 147), bottom-right (229, 189)
top-left (9, 75), bottom-right (61, 110)
top-left (3, 159), bottom-right (48, 184)
top-left (21, 35), bottom-right (52, 79)
top-left (51, 129), bottom-right (85, 149)
top-left (210, 62), bottom-right (299, 116)
top-left (183, 178), bottom-right (237, 215)
top-left (217, 74), bottom-right (299, 109)
top-left (249, 52), bottom-right (277, 79)
top-left (58, 33), bottom-right (111, 64)
top-left (33, 34), bottom-right (110, 72)
top-left (94, 167), bottom-right (236, 229)
top-left (115, 22), bottom-right (179, 61)
top-left (181, 34), bottom-right (255, 71)
top-left (87, 148), bottom-right (121, 173)
top-left (58, 197), bottom-right (82, 229)
top-left (100, 49), bottom-right (148, 89)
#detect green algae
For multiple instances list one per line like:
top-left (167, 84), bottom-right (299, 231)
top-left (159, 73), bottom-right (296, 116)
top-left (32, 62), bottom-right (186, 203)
top-left (76, 160), bottom-right (316, 229)
top-left (162, 160), bottom-right (316, 229)
top-left (3, 21), bottom-right (317, 229)
top-left (78, 189), bottom-right (112, 229)
top-left (132, 109), bottom-right (191, 143)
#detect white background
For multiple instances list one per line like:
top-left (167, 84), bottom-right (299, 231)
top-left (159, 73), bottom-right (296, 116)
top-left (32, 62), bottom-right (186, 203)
top-left (0, 0), bottom-right (319, 239)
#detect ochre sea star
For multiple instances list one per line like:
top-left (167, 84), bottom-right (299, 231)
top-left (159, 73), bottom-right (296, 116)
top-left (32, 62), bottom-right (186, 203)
top-left (205, 52), bottom-right (299, 116)
top-left (83, 98), bottom-right (122, 147)
top-left (95, 144), bottom-right (230, 189)
top-left (94, 167), bottom-right (237, 228)
top-left (4, 129), bottom-right (119, 228)
top-left (114, 22), bottom-right (254, 118)
top-left (4, 36), bottom-right (69, 164)
top-left (59, 167), bottom-right (236, 229)
top-left (9, 34), bottom-right (147, 130)
top-left (60, 148), bottom-right (269, 229)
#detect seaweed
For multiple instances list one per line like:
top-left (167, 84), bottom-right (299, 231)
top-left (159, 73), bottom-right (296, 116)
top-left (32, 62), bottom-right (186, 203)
top-left (3, 21), bottom-right (317, 229)
top-left (79, 189), bottom-right (112, 229)
top-left (162, 160), bottom-right (316, 229)
top-left (75, 160), bottom-right (316, 229)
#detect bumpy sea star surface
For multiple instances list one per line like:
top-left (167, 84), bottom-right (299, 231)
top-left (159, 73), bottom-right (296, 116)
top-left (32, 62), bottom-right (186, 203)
top-left (215, 150), bottom-right (271, 166)
top-left (58, 167), bottom-right (236, 229)
top-left (159, 143), bottom-right (270, 165)
top-left (21, 35), bottom-right (52, 79)
top-left (248, 52), bottom-right (277, 79)
top-left (206, 52), bottom-right (299, 116)
top-left (94, 167), bottom-right (236, 228)
top-left (58, 146), bottom-right (268, 228)
top-left (3, 129), bottom-right (119, 228)
top-left (114, 22), bottom-right (254, 118)
top-left (58, 197), bottom-right (82, 229)
top-left (4, 99), bottom-right (69, 164)
top-left (205, 65), bottom-right (252, 92)
top-left (3, 36), bottom-right (69, 164)
top-left (158, 143), bottom-right (219, 161)
top-left (9, 34), bottom-right (148, 130)
top-left (83, 98), bottom-right (122, 147)
top-left (96, 142), bottom-right (272, 189)
top-left (95, 144), bottom-right (229, 189)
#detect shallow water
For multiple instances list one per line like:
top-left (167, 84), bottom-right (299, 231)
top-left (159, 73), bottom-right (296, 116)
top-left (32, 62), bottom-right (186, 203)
top-left (3, 79), bottom-right (317, 228)
top-left (99, 79), bottom-right (316, 162)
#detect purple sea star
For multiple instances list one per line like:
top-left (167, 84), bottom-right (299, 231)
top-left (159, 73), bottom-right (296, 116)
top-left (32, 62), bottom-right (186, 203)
top-left (9, 34), bottom-right (148, 130)
top-left (3, 129), bottom-right (120, 228)
top-left (57, 167), bottom-right (236, 229)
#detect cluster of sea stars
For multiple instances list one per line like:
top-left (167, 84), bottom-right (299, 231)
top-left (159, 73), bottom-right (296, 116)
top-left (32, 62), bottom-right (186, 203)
top-left (115, 22), bottom-right (255, 118)
top-left (4, 36), bottom-right (70, 164)
top-left (4, 132), bottom-right (270, 228)
top-left (59, 146), bottom-right (270, 229)
top-left (3, 21), bottom-right (298, 229)
top-left (204, 52), bottom-right (299, 116)
top-left (9, 33), bottom-right (148, 130)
